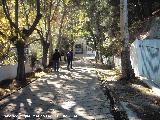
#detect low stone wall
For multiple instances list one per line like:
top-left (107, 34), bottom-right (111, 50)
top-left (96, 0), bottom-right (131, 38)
top-left (0, 63), bottom-right (32, 81)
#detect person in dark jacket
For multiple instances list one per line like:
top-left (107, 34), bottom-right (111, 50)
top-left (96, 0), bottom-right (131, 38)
top-left (67, 50), bottom-right (73, 70)
top-left (52, 49), bottom-right (61, 71)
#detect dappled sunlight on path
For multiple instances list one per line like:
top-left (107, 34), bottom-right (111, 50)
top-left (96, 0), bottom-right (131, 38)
top-left (0, 60), bottom-right (114, 120)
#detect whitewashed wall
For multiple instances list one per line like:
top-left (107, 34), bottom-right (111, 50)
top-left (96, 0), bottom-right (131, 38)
top-left (0, 63), bottom-right (32, 81)
top-left (131, 39), bottom-right (160, 85)
top-left (114, 39), bottom-right (160, 86)
top-left (130, 40), bottom-right (140, 76)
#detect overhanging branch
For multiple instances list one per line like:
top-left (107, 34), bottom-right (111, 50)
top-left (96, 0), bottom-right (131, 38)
top-left (22, 0), bottom-right (42, 37)
top-left (2, 0), bottom-right (20, 32)
top-left (35, 28), bottom-right (44, 39)
top-left (26, 38), bottom-right (41, 46)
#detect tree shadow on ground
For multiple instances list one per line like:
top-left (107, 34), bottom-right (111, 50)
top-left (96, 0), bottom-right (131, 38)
top-left (0, 61), bottom-right (113, 120)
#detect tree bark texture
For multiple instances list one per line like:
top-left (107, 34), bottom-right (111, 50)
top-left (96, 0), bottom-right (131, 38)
top-left (16, 41), bottom-right (26, 85)
top-left (120, 0), bottom-right (135, 81)
top-left (48, 3), bottom-right (53, 67)
top-left (42, 41), bottom-right (50, 68)
top-left (57, 5), bottom-right (66, 52)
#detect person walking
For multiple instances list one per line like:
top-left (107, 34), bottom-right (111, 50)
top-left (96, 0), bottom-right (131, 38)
top-left (52, 49), bottom-right (61, 72)
top-left (67, 50), bottom-right (73, 70)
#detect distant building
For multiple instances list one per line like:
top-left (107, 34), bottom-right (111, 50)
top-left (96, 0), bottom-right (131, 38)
top-left (74, 38), bottom-right (86, 55)
top-left (74, 38), bottom-right (96, 58)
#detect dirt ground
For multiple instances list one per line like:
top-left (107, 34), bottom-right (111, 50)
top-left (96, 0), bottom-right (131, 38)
top-left (0, 70), bottom-right (47, 100)
top-left (1, 62), bottom-right (160, 120)
top-left (96, 64), bottom-right (160, 120)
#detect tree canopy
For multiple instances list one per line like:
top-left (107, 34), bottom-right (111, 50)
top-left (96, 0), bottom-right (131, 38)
top-left (0, 0), bottom-right (159, 84)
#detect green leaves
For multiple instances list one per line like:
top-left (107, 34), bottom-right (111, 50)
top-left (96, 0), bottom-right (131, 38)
top-left (63, 0), bottom-right (70, 5)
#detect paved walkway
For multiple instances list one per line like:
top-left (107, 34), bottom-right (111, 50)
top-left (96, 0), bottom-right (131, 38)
top-left (0, 60), bottom-right (114, 120)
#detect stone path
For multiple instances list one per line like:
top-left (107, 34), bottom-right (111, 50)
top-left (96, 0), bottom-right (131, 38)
top-left (0, 60), bottom-right (114, 120)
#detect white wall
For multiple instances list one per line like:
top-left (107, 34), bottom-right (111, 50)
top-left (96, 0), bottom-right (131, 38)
top-left (114, 39), bottom-right (160, 86)
top-left (130, 40), bottom-right (140, 76)
top-left (0, 63), bottom-right (32, 81)
top-left (131, 39), bottom-right (160, 86)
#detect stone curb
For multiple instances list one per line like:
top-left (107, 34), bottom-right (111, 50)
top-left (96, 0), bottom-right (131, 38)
top-left (99, 80), bottom-right (129, 120)
top-left (99, 78), bottom-right (142, 120)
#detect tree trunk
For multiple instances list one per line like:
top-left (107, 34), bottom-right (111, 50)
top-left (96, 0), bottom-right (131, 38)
top-left (48, 1), bottom-right (54, 67)
top-left (64, 52), bottom-right (67, 62)
top-left (100, 41), bottom-right (103, 64)
top-left (120, 0), bottom-right (135, 81)
top-left (57, 5), bottom-right (66, 52)
top-left (100, 52), bottom-right (103, 64)
top-left (15, 0), bottom-right (26, 86)
top-left (42, 41), bottom-right (49, 68)
top-left (48, 16), bottom-right (53, 67)
top-left (95, 11), bottom-right (103, 64)
top-left (48, 40), bottom-right (53, 67)
top-left (48, 27), bottom-right (53, 67)
top-left (16, 41), bottom-right (26, 86)
top-left (121, 47), bottom-right (135, 80)
top-left (93, 37), bottom-right (98, 63)
top-left (95, 50), bottom-right (99, 63)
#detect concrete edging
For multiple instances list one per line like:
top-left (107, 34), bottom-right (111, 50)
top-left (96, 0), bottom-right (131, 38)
top-left (99, 80), bottom-right (130, 120)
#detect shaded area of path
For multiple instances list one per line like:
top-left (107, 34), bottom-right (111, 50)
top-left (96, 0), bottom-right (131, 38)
top-left (0, 60), bottom-right (114, 120)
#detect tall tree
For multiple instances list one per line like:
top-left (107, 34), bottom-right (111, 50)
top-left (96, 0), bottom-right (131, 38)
top-left (57, 0), bottom-right (67, 53)
top-left (36, 0), bottom-right (60, 68)
top-left (120, 0), bottom-right (135, 81)
top-left (84, 0), bottom-right (108, 63)
top-left (1, 0), bottom-right (42, 85)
